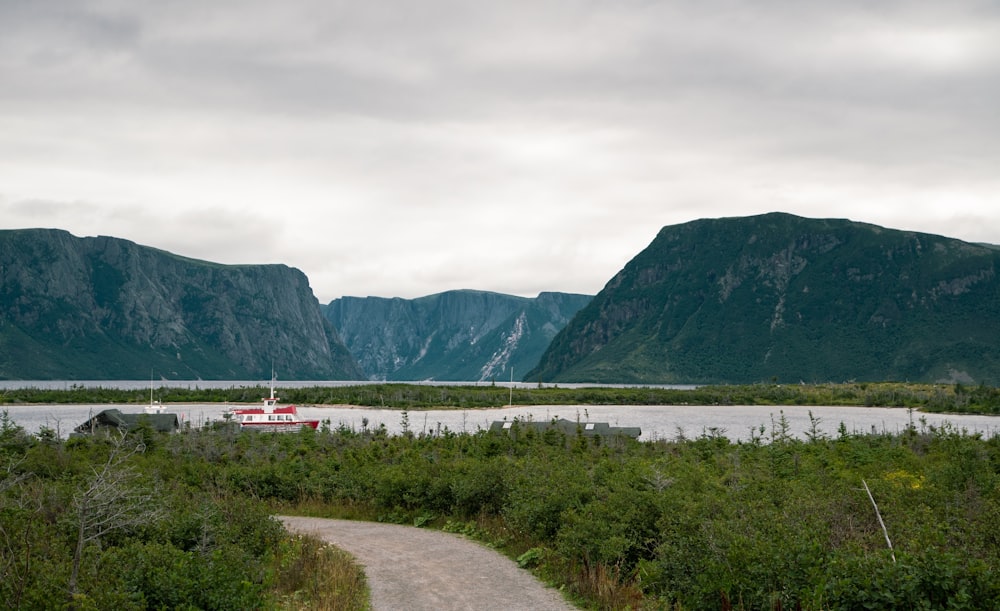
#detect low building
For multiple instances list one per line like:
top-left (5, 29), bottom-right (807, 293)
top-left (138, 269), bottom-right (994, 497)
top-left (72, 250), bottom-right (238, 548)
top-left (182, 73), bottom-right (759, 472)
top-left (73, 409), bottom-right (180, 437)
top-left (489, 418), bottom-right (641, 440)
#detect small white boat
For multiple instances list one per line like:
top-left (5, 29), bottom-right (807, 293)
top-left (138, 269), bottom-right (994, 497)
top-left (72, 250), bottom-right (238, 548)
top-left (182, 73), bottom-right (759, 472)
top-left (144, 375), bottom-right (167, 414)
top-left (224, 378), bottom-right (319, 432)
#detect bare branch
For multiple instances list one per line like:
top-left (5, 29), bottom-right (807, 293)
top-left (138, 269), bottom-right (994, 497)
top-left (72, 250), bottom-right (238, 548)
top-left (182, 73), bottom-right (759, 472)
top-left (0, 457), bottom-right (31, 495)
top-left (68, 432), bottom-right (162, 599)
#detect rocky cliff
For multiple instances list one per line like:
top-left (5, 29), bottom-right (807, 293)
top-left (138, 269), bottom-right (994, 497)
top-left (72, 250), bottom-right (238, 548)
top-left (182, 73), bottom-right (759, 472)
top-left (0, 229), bottom-right (364, 380)
top-left (526, 213), bottom-right (1000, 385)
top-left (325, 290), bottom-right (592, 381)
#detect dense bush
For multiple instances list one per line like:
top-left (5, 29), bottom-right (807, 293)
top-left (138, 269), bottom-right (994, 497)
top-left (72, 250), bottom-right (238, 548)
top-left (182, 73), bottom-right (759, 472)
top-left (213, 417), bottom-right (1000, 610)
top-left (4, 406), bottom-right (1000, 609)
top-left (0, 417), bottom-right (291, 609)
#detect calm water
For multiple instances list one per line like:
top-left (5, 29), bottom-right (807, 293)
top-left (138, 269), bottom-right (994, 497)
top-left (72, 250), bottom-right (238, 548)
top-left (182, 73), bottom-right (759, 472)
top-left (4, 402), bottom-right (998, 442)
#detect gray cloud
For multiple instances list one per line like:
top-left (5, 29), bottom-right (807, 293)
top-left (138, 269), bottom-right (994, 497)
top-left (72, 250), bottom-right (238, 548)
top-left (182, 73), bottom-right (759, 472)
top-left (1, 0), bottom-right (998, 301)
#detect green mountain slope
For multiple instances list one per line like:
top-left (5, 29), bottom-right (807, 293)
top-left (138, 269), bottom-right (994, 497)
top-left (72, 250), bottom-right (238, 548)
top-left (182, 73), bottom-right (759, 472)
top-left (325, 290), bottom-right (591, 381)
top-left (526, 213), bottom-right (1000, 384)
top-left (0, 229), bottom-right (363, 380)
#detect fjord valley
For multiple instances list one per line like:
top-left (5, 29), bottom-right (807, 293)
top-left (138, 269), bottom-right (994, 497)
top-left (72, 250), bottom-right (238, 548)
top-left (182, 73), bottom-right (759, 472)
top-left (4, 215), bottom-right (1000, 610)
top-left (2, 213), bottom-right (999, 387)
top-left (529, 213), bottom-right (1000, 386)
top-left (324, 290), bottom-right (591, 381)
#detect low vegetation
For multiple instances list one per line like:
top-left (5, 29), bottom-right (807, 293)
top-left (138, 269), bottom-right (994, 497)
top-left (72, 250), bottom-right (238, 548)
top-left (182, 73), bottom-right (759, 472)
top-left (3, 381), bottom-right (1000, 413)
top-left (3, 400), bottom-right (1000, 609)
top-left (0, 413), bottom-right (369, 610)
top-left (271, 533), bottom-right (369, 610)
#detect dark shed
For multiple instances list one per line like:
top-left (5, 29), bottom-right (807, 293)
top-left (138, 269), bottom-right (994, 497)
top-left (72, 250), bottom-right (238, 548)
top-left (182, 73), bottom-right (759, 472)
top-left (73, 409), bottom-right (180, 436)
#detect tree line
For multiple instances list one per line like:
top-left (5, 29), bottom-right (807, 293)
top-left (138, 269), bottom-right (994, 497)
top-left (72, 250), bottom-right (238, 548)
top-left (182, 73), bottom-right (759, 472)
top-left (3, 381), bottom-right (1000, 413)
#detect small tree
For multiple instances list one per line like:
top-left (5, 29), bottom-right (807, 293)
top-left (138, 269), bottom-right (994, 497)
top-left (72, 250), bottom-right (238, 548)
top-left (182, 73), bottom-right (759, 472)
top-left (67, 432), bottom-right (162, 601)
top-left (804, 410), bottom-right (828, 442)
top-left (0, 410), bottom-right (31, 455)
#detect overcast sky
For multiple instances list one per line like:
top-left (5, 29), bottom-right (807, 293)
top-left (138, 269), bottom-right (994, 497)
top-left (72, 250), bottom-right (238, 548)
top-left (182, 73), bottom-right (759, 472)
top-left (2, 1), bottom-right (998, 302)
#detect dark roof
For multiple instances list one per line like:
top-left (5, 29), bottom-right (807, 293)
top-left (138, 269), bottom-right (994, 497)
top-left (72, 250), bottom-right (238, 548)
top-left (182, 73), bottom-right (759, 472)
top-left (489, 418), bottom-right (641, 439)
top-left (74, 409), bottom-right (180, 435)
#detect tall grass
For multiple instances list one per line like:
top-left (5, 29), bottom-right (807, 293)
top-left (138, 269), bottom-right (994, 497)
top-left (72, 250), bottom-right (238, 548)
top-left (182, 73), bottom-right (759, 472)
top-left (271, 533), bottom-right (369, 611)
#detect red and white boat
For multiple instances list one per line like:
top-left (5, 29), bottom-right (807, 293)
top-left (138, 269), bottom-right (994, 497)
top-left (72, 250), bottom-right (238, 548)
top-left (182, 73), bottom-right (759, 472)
top-left (225, 380), bottom-right (319, 432)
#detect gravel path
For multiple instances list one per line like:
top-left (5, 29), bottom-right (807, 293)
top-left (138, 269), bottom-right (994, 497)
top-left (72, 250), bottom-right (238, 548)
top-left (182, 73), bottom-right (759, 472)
top-left (279, 516), bottom-right (576, 611)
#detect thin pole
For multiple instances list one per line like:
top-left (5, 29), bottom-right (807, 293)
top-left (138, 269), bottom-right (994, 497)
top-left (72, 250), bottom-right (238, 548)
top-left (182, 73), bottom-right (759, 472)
top-left (863, 479), bottom-right (896, 562)
top-left (509, 367), bottom-right (513, 407)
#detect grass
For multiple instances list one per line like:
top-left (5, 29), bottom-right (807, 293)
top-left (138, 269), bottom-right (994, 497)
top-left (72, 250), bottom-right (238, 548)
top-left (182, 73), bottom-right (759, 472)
top-left (270, 532), bottom-right (370, 611)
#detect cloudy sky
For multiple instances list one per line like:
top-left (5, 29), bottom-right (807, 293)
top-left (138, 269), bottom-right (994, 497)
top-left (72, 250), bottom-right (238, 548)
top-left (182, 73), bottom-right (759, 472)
top-left (2, 1), bottom-right (998, 302)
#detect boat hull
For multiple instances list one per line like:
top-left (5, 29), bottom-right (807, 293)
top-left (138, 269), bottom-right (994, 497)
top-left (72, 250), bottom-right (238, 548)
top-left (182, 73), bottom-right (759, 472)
top-left (223, 379), bottom-right (318, 433)
top-left (237, 420), bottom-right (319, 432)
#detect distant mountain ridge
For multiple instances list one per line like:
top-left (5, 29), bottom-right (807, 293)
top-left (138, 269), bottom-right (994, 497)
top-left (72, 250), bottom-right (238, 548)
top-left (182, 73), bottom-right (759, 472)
top-left (0, 228), bottom-right (363, 380)
top-left (325, 290), bottom-right (591, 381)
top-left (527, 213), bottom-right (1000, 385)
top-left (7, 216), bottom-right (997, 385)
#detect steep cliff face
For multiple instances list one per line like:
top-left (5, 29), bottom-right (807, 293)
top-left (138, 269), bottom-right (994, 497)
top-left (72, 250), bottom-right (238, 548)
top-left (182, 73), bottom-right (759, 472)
top-left (325, 290), bottom-right (591, 381)
top-left (0, 229), bottom-right (364, 380)
top-left (527, 213), bottom-right (1000, 384)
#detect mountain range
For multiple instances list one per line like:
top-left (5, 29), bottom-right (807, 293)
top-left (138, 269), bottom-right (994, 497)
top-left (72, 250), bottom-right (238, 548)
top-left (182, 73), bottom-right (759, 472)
top-left (3, 213), bottom-right (999, 384)
top-left (527, 213), bottom-right (1000, 385)
top-left (325, 291), bottom-right (591, 381)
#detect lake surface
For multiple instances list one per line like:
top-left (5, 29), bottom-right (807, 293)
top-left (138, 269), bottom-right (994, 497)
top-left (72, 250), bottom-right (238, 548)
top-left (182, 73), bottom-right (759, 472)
top-left (4, 402), bottom-right (998, 442)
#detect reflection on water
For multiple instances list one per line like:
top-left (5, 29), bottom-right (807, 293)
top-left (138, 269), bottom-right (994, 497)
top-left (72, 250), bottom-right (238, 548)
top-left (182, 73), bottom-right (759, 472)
top-left (3, 402), bottom-right (998, 442)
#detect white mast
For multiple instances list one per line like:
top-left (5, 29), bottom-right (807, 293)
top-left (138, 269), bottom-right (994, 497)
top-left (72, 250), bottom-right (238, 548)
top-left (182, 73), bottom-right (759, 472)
top-left (509, 367), bottom-right (513, 407)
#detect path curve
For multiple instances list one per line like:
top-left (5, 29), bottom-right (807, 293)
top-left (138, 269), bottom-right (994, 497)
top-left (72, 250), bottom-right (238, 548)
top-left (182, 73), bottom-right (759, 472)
top-left (279, 516), bottom-right (576, 611)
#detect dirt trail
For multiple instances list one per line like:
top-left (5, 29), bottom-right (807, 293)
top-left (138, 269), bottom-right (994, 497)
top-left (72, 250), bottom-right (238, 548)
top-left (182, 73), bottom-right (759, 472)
top-left (279, 516), bottom-right (576, 611)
